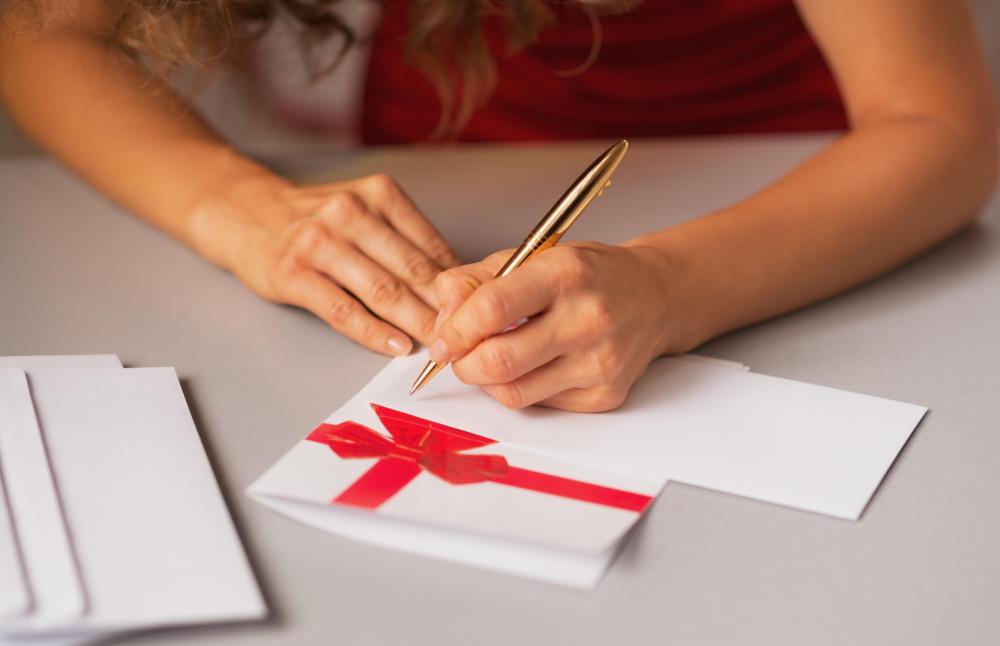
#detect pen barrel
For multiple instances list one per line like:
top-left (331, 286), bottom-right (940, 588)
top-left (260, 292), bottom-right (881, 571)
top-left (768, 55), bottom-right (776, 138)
top-left (495, 231), bottom-right (563, 277)
top-left (492, 140), bottom-right (627, 279)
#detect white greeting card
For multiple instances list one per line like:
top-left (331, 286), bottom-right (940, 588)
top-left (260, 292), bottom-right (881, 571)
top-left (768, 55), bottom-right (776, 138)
top-left (250, 403), bottom-right (665, 588)
top-left (332, 353), bottom-right (927, 520)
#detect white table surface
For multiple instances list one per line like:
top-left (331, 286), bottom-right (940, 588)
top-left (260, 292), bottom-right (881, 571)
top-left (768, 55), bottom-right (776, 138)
top-left (1, 135), bottom-right (998, 646)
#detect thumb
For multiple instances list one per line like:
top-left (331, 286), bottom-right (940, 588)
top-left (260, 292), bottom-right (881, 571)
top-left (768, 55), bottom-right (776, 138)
top-left (433, 249), bottom-right (512, 331)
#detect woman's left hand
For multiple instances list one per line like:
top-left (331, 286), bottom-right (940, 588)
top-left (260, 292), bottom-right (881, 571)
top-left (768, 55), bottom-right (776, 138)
top-left (429, 242), bottom-right (691, 412)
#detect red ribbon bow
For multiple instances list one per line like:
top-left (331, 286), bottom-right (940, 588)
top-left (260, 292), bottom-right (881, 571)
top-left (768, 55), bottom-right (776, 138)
top-left (307, 404), bottom-right (652, 512)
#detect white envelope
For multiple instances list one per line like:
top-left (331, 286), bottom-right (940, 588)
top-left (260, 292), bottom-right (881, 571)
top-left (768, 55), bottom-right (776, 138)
top-left (2, 367), bottom-right (265, 637)
top-left (0, 356), bottom-right (121, 371)
top-left (0, 357), bottom-right (121, 624)
top-left (0, 371), bottom-right (85, 628)
top-left (250, 403), bottom-right (665, 588)
top-left (0, 468), bottom-right (27, 621)
top-left (1, 631), bottom-right (114, 646)
top-left (344, 353), bottom-right (927, 520)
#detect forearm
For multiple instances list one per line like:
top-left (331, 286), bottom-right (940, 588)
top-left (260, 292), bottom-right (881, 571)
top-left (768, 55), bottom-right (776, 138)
top-left (0, 22), bottom-right (281, 251)
top-left (634, 116), bottom-right (998, 353)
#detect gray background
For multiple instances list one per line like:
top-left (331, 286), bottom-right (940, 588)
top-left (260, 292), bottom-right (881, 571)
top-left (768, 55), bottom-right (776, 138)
top-left (2, 134), bottom-right (998, 645)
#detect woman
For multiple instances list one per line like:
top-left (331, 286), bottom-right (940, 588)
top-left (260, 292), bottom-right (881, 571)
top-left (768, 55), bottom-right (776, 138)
top-left (1, 1), bottom-right (996, 411)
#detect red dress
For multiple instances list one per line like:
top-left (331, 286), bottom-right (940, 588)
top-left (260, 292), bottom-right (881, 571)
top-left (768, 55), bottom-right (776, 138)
top-left (361, 0), bottom-right (847, 144)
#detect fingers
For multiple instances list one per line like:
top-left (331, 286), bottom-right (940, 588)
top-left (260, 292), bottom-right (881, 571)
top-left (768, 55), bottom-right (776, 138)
top-left (339, 206), bottom-right (443, 308)
top-left (480, 356), bottom-right (585, 410)
top-left (306, 238), bottom-right (438, 347)
top-left (431, 258), bottom-right (560, 363)
top-left (349, 174), bottom-right (461, 269)
top-left (538, 385), bottom-right (630, 413)
top-left (434, 250), bottom-right (511, 320)
top-left (450, 313), bottom-right (565, 386)
top-left (479, 353), bottom-right (631, 412)
top-left (262, 174), bottom-right (515, 356)
top-left (283, 269), bottom-right (412, 356)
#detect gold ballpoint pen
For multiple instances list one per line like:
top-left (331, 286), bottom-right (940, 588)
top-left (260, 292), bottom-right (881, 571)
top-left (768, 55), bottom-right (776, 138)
top-left (409, 139), bottom-right (630, 395)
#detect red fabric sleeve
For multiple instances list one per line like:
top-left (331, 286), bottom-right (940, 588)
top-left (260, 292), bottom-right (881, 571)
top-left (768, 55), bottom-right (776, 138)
top-left (361, 0), bottom-right (847, 144)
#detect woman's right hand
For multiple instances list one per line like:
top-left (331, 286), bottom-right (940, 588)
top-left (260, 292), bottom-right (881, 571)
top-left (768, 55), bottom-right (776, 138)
top-left (190, 169), bottom-right (460, 355)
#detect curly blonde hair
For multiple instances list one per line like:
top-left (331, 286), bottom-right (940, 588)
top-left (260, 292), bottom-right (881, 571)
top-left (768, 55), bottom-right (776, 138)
top-left (18, 0), bottom-right (639, 137)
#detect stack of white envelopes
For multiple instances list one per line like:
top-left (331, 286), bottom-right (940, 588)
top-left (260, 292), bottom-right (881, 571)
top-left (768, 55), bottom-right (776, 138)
top-left (0, 356), bottom-right (265, 646)
top-left (250, 353), bottom-right (928, 589)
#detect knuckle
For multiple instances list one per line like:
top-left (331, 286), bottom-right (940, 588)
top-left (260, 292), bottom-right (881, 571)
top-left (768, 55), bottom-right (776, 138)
top-left (365, 172), bottom-right (398, 196)
top-left (492, 382), bottom-right (526, 410)
top-left (368, 274), bottom-right (403, 307)
top-left (477, 288), bottom-right (510, 331)
top-left (401, 254), bottom-right (438, 284)
top-left (478, 343), bottom-right (517, 383)
top-left (321, 192), bottom-right (365, 223)
top-left (434, 269), bottom-right (455, 292)
top-left (580, 295), bottom-right (617, 335)
top-left (552, 246), bottom-right (595, 288)
top-left (274, 252), bottom-right (303, 280)
top-left (434, 268), bottom-right (465, 294)
top-left (289, 219), bottom-right (327, 258)
top-left (423, 236), bottom-right (456, 263)
top-left (451, 360), bottom-right (475, 385)
top-left (587, 386), bottom-right (627, 412)
top-left (592, 345), bottom-right (627, 381)
top-left (487, 249), bottom-right (515, 266)
top-left (418, 313), bottom-right (437, 340)
top-left (327, 298), bottom-right (357, 327)
top-left (357, 316), bottom-right (383, 346)
top-left (444, 321), bottom-right (473, 353)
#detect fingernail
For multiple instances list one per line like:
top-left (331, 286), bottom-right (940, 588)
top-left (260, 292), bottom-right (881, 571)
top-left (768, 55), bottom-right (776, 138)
top-left (433, 310), bottom-right (446, 332)
top-left (429, 339), bottom-right (448, 362)
top-left (387, 336), bottom-right (412, 356)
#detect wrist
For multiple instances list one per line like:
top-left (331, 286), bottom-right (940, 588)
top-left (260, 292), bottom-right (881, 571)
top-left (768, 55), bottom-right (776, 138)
top-left (623, 231), bottom-right (718, 356)
top-left (186, 153), bottom-right (295, 270)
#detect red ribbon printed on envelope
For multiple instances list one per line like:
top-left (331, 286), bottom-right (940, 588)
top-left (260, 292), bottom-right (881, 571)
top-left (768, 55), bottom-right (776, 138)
top-left (306, 404), bottom-right (653, 512)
